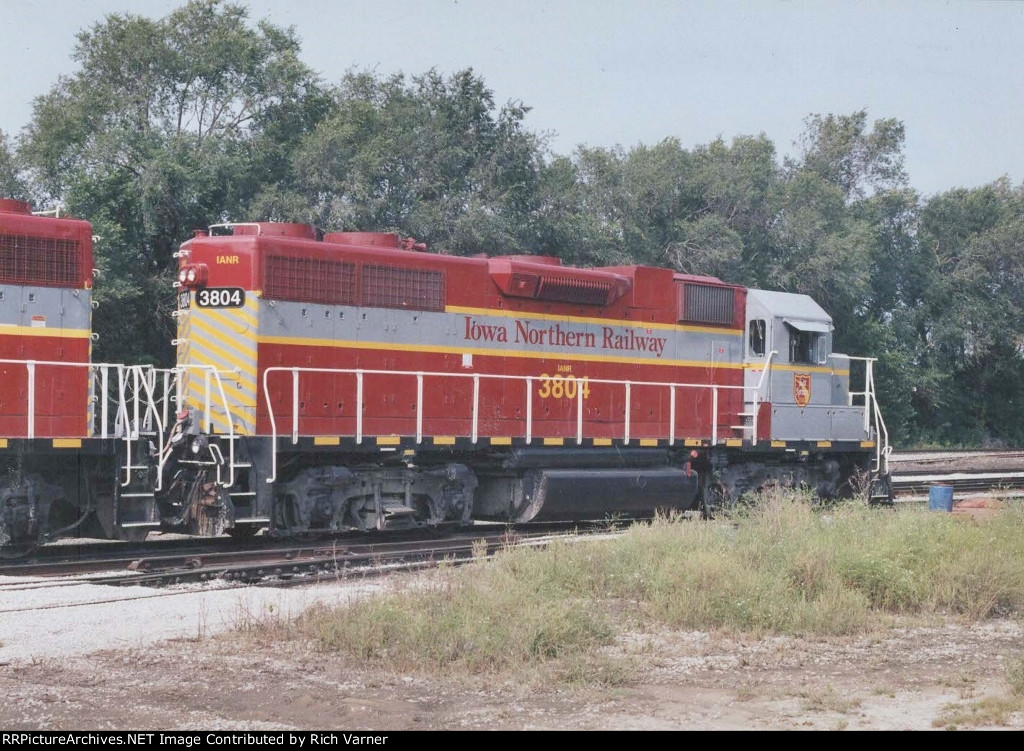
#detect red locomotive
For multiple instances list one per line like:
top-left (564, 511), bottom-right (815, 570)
top-left (162, 222), bottom-right (891, 537)
top-left (0, 199), bottom-right (93, 438)
top-left (0, 211), bottom-right (891, 549)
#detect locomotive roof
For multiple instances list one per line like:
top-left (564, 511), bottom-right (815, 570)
top-left (746, 288), bottom-right (831, 325)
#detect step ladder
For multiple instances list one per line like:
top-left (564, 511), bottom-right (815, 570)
top-left (730, 408), bottom-right (758, 441)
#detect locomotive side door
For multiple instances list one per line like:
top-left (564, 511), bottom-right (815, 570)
top-left (742, 293), bottom-right (773, 442)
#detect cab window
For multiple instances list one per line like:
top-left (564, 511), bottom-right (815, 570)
top-left (748, 319), bottom-right (766, 357)
top-left (789, 330), bottom-right (822, 364)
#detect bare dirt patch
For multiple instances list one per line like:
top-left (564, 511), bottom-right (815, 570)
top-left (2, 616), bottom-right (1021, 731)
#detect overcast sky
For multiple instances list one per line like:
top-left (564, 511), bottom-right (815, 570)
top-left (1, 0), bottom-right (1021, 197)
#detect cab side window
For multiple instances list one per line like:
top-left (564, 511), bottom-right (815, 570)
top-left (748, 319), bottom-right (766, 357)
top-left (789, 330), bottom-right (821, 364)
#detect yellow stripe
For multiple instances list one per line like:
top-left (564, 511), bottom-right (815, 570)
top-left (683, 439), bottom-right (703, 447)
top-left (771, 440), bottom-right (787, 448)
top-left (860, 441), bottom-right (876, 448)
top-left (745, 362), bottom-right (848, 375)
top-left (725, 439), bottom-right (742, 447)
top-left (817, 441), bottom-right (833, 448)
top-left (593, 438), bottom-right (612, 446)
top-left (376, 436), bottom-right (401, 446)
top-left (489, 436), bottom-right (512, 445)
top-left (52, 438), bottom-right (82, 448)
top-left (0, 325), bottom-right (91, 339)
top-left (256, 335), bottom-right (745, 370)
top-left (543, 437), bottom-right (564, 446)
top-left (190, 310), bottom-right (257, 354)
top-left (204, 305), bottom-right (258, 332)
top-left (432, 436), bottom-right (456, 445)
top-left (638, 438), bottom-right (658, 447)
top-left (190, 319), bottom-right (259, 377)
top-left (187, 338), bottom-right (257, 380)
top-left (445, 305), bottom-right (743, 337)
top-left (314, 436), bottom-right (340, 446)
top-left (222, 392), bottom-right (258, 408)
top-left (0, 438), bottom-right (7, 448)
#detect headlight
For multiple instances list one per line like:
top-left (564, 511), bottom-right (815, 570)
top-left (178, 268), bottom-right (188, 284)
top-left (186, 267), bottom-right (197, 283)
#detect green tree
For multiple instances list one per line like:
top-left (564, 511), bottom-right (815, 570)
top-left (19, 0), bottom-right (327, 364)
top-left (912, 180), bottom-right (1024, 444)
top-left (791, 110), bottom-right (907, 202)
top-left (0, 131), bottom-right (29, 200)
top-left (294, 68), bottom-right (545, 254)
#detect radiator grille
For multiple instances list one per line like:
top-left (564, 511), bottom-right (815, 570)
top-left (362, 264), bottom-right (445, 311)
top-left (0, 235), bottom-right (81, 287)
top-left (679, 283), bottom-right (735, 326)
top-left (263, 256), bottom-right (357, 305)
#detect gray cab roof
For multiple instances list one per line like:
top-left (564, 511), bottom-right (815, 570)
top-left (746, 288), bottom-right (832, 332)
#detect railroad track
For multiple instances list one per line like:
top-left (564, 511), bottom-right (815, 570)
top-left (891, 472), bottom-right (1024, 496)
top-left (0, 520), bottom-right (628, 587)
top-left (886, 448), bottom-right (1024, 498)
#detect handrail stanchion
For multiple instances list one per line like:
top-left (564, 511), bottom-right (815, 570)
top-left (863, 360), bottom-right (872, 435)
top-left (161, 369), bottom-right (171, 427)
top-left (203, 368), bottom-right (211, 433)
top-left (712, 386), bottom-right (719, 444)
top-left (624, 381), bottom-right (631, 445)
top-left (525, 377), bottom-right (533, 444)
top-left (132, 366), bottom-right (141, 436)
top-left (262, 368), bottom-right (278, 484)
top-left (669, 385), bottom-right (676, 445)
top-left (355, 371), bottom-right (363, 445)
top-left (577, 384), bottom-right (584, 445)
top-left (100, 365), bottom-right (109, 438)
top-left (416, 373), bottom-right (424, 444)
top-left (26, 361), bottom-right (35, 439)
top-left (471, 374), bottom-right (480, 444)
top-left (291, 368), bottom-right (299, 444)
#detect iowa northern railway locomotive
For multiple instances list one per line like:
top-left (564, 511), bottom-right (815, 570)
top-left (0, 203), bottom-right (891, 549)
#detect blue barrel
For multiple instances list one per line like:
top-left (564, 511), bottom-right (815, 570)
top-left (928, 484), bottom-right (954, 512)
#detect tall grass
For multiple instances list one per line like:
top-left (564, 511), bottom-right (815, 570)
top-left (293, 490), bottom-right (1024, 675)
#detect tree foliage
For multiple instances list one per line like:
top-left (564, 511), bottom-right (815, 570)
top-left (19, 0), bottom-right (327, 364)
top-left (0, 131), bottom-right (28, 200)
top-left (292, 68), bottom-right (544, 253)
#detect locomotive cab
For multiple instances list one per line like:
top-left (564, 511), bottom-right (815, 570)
top-left (744, 289), bottom-right (870, 444)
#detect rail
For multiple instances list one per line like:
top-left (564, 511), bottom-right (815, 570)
top-left (261, 367), bottom-right (764, 483)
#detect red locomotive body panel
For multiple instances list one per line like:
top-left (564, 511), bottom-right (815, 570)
top-left (0, 200), bottom-right (94, 438)
top-left (177, 225), bottom-right (747, 445)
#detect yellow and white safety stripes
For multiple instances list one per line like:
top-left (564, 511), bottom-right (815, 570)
top-left (177, 295), bottom-right (258, 435)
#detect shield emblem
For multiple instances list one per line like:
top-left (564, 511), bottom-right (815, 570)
top-left (793, 373), bottom-right (812, 407)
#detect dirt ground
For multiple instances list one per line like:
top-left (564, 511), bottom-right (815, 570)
top-left (2, 616), bottom-right (1022, 731)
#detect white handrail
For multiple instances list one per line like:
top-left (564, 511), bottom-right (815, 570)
top-left (833, 354), bottom-right (890, 474)
top-left (172, 364), bottom-right (240, 487)
top-left (207, 222), bottom-right (263, 236)
top-left (0, 359), bottom-right (133, 440)
top-left (260, 366), bottom-right (755, 484)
